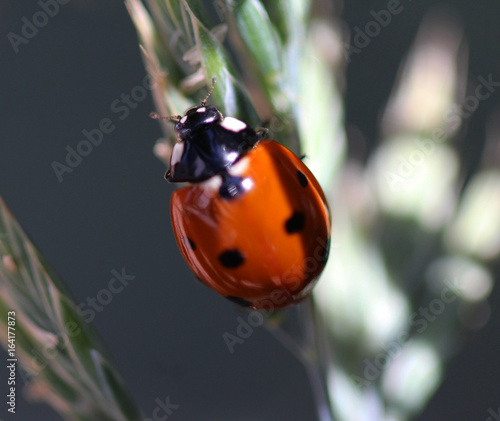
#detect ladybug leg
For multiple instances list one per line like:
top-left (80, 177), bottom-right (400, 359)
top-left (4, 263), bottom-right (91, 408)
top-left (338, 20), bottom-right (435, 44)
top-left (256, 128), bottom-right (269, 141)
top-left (226, 296), bottom-right (254, 308)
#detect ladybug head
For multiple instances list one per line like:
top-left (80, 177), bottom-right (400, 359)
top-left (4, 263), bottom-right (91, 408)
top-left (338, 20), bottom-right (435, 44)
top-left (151, 78), bottom-right (258, 184)
top-left (174, 105), bottom-right (223, 142)
top-left (150, 78), bottom-right (222, 143)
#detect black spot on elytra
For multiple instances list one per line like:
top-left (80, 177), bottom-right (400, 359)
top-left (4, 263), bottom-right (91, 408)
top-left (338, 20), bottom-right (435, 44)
top-left (226, 296), bottom-right (253, 307)
top-left (219, 249), bottom-right (245, 268)
top-left (285, 212), bottom-right (305, 234)
top-left (297, 170), bottom-right (308, 187)
top-left (185, 237), bottom-right (196, 251)
top-left (319, 236), bottom-right (331, 263)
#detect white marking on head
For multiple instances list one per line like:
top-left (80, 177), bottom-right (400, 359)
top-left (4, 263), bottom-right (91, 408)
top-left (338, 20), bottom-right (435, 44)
top-left (197, 107), bottom-right (206, 113)
top-left (180, 115), bottom-right (188, 124)
top-left (220, 117), bottom-right (247, 132)
top-left (229, 156), bottom-right (250, 176)
top-left (170, 142), bottom-right (184, 167)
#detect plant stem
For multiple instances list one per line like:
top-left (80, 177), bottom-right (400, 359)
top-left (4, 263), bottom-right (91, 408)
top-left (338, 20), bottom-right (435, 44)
top-left (264, 298), bottom-right (335, 421)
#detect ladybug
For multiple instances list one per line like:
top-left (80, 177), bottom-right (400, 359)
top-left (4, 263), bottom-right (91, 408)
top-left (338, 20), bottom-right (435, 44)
top-left (152, 82), bottom-right (331, 310)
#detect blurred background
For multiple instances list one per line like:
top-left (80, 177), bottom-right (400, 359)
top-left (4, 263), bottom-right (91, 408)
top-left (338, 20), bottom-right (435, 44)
top-left (0, 1), bottom-right (499, 420)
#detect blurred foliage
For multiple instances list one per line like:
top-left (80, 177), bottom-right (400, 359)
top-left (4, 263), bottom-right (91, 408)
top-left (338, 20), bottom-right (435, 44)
top-left (0, 197), bottom-right (141, 421)
top-left (316, 9), bottom-right (498, 421)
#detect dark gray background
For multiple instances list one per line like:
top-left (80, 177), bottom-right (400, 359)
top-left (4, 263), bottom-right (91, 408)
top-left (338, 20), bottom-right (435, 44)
top-left (0, 1), bottom-right (499, 420)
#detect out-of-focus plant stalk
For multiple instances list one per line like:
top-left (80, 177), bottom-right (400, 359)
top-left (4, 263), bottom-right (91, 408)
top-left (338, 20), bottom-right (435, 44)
top-left (0, 197), bottom-right (141, 421)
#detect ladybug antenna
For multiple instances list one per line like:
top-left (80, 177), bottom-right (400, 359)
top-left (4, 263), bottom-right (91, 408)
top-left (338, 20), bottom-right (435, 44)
top-left (150, 112), bottom-right (182, 123)
top-left (201, 77), bottom-right (216, 106)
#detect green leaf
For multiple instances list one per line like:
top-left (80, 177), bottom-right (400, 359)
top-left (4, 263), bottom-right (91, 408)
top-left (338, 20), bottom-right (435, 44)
top-left (233, 0), bottom-right (286, 110)
top-left (260, 0), bottom-right (290, 42)
top-left (185, 1), bottom-right (259, 125)
top-left (183, 0), bottom-right (217, 30)
top-left (127, 0), bottom-right (187, 84)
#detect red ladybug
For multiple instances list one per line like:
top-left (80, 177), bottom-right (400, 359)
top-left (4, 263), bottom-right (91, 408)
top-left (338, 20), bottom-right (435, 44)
top-left (153, 88), bottom-right (331, 310)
